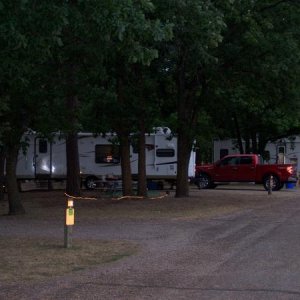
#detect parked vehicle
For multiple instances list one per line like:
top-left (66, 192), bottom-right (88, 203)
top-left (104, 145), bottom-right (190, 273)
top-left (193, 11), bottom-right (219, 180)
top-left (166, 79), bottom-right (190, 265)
top-left (194, 154), bottom-right (297, 191)
top-left (14, 128), bottom-right (196, 189)
top-left (213, 137), bottom-right (300, 172)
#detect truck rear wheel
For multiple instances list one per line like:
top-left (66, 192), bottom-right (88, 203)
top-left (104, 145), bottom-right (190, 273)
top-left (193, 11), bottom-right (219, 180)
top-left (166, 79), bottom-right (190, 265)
top-left (195, 173), bottom-right (215, 189)
top-left (278, 183), bottom-right (285, 191)
top-left (263, 175), bottom-right (281, 191)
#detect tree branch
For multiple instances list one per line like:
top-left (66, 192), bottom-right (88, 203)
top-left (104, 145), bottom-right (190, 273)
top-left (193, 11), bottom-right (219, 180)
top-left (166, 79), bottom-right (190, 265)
top-left (258, 0), bottom-right (299, 12)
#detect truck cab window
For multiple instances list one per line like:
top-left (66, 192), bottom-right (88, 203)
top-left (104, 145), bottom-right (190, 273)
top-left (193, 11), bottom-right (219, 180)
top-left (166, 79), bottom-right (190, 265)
top-left (220, 157), bottom-right (238, 166)
top-left (240, 157), bottom-right (252, 165)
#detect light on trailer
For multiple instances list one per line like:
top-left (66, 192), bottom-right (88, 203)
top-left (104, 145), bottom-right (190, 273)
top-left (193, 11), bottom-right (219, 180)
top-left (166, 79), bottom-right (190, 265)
top-left (41, 160), bottom-right (55, 173)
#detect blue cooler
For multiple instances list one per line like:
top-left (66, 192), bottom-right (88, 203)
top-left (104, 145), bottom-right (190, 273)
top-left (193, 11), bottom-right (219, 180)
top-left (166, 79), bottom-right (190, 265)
top-left (286, 182), bottom-right (296, 189)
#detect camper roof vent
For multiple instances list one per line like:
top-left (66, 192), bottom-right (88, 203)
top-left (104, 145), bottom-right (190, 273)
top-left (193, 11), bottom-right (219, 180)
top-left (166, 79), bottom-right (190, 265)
top-left (153, 127), bottom-right (171, 135)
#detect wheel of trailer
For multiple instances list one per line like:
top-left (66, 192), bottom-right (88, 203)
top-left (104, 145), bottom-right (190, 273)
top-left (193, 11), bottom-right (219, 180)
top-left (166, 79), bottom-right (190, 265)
top-left (263, 175), bottom-right (280, 191)
top-left (85, 176), bottom-right (97, 190)
top-left (195, 173), bottom-right (213, 189)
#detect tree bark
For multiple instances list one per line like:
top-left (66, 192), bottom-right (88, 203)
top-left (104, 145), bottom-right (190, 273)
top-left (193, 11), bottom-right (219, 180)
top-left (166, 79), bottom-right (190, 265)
top-left (137, 122), bottom-right (147, 197)
top-left (251, 132), bottom-right (258, 153)
top-left (119, 134), bottom-right (133, 196)
top-left (65, 59), bottom-right (81, 196)
top-left (6, 144), bottom-right (25, 215)
top-left (66, 131), bottom-right (81, 196)
top-left (245, 134), bottom-right (250, 153)
top-left (233, 112), bottom-right (244, 154)
top-left (0, 149), bottom-right (5, 201)
top-left (258, 136), bottom-right (268, 156)
top-left (116, 67), bottom-right (133, 196)
top-left (175, 56), bottom-right (201, 197)
top-left (175, 131), bottom-right (192, 197)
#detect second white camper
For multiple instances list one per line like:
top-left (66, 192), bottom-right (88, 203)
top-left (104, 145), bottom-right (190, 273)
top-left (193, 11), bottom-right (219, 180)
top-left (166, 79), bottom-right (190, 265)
top-left (213, 137), bottom-right (300, 176)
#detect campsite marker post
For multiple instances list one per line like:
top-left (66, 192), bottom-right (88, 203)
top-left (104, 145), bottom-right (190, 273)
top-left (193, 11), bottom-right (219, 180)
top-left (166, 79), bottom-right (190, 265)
top-left (64, 199), bottom-right (75, 248)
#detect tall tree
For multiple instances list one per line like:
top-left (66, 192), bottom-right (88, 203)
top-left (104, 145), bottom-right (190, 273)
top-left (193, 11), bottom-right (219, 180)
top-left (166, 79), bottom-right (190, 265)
top-left (46, 1), bottom-right (120, 196)
top-left (82, 1), bottom-right (172, 196)
top-left (153, 0), bottom-right (226, 197)
top-left (207, 0), bottom-right (300, 154)
top-left (0, 2), bottom-right (67, 214)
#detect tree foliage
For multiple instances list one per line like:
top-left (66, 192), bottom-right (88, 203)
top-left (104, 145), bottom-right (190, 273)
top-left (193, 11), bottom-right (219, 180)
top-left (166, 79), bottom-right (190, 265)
top-left (81, 1), bottom-right (173, 195)
top-left (206, 0), bottom-right (300, 154)
top-left (0, 1), bottom-right (67, 213)
top-left (151, 0), bottom-right (227, 196)
top-left (0, 0), bottom-right (299, 212)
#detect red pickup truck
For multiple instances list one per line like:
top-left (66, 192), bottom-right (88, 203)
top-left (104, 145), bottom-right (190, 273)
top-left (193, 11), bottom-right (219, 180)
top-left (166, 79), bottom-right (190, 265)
top-left (195, 154), bottom-right (297, 191)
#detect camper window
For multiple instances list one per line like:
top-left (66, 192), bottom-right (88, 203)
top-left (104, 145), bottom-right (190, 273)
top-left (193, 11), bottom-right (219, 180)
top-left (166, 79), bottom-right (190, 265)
top-left (156, 149), bottom-right (175, 157)
top-left (95, 145), bottom-right (120, 164)
top-left (39, 140), bottom-right (48, 153)
top-left (220, 149), bottom-right (229, 159)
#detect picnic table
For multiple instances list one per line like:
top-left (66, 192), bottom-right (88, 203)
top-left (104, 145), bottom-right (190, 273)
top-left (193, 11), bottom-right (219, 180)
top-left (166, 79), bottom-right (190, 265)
top-left (94, 179), bottom-right (137, 196)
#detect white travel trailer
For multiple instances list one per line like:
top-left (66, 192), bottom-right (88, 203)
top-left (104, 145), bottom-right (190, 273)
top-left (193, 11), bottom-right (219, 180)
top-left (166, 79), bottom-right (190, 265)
top-left (16, 128), bottom-right (196, 189)
top-left (213, 137), bottom-right (300, 173)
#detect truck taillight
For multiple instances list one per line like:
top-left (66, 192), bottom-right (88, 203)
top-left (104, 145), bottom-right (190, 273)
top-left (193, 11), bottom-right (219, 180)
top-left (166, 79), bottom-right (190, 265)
top-left (287, 166), bottom-right (293, 174)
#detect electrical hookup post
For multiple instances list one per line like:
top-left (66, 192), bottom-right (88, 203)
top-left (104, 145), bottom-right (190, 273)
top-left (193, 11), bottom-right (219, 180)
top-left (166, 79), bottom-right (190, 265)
top-left (63, 193), bottom-right (97, 248)
top-left (64, 198), bottom-right (75, 248)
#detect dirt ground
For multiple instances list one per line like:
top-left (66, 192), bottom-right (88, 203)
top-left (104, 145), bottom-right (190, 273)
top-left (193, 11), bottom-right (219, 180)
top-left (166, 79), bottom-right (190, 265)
top-left (0, 184), bottom-right (298, 286)
top-left (1, 184), bottom-right (275, 221)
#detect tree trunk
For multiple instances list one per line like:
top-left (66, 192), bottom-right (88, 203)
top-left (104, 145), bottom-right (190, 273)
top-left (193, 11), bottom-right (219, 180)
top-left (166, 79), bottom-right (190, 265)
top-left (245, 134), bottom-right (250, 153)
top-left (233, 112), bottom-right (244, 154)
top-left (6, 144), bottom-right (25, 215)
top-left (258, 137), bottom-right (268, 156)
top-left (175, 131), bottom-right (191, 197)
top-left (137, 122), bottom-right (147, 197)
top-left (116, 67), bottom-right (133, 196)
top-left (66, 131), bottom-right (81, 196)
top-left (251, 132), bottom-right (258, 153)
top-left (0, 149), bottom-right (5, 201)
top-left (119, 134), bottom-right (133, 196)
top-left (65, 59), bottom-right (81, 196)
top-left (175, 58), bottom-right (200, 197)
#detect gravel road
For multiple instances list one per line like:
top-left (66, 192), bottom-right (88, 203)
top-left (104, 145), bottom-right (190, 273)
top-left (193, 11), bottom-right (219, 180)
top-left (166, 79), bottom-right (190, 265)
top-left (1, 185), bottom-right (300, 299)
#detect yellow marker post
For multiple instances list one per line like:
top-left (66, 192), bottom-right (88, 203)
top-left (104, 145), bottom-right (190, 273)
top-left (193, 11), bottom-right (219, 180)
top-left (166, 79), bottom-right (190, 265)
top-left (63, 193), bottom-right (97, 249)
top-left (64, 199), bottom-right (74, 248)
top-left (66, 200), bottom-right (75, 225)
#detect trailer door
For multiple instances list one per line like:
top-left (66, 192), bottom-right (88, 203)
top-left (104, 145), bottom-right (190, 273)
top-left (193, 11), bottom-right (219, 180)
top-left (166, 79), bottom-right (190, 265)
top-left (34, 138), bottom-right (52, 178)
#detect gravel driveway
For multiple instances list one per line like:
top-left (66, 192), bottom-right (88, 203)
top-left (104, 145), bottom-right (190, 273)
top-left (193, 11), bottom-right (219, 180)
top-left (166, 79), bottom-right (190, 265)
top-left (1, 185), bottom-right (300, 299)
